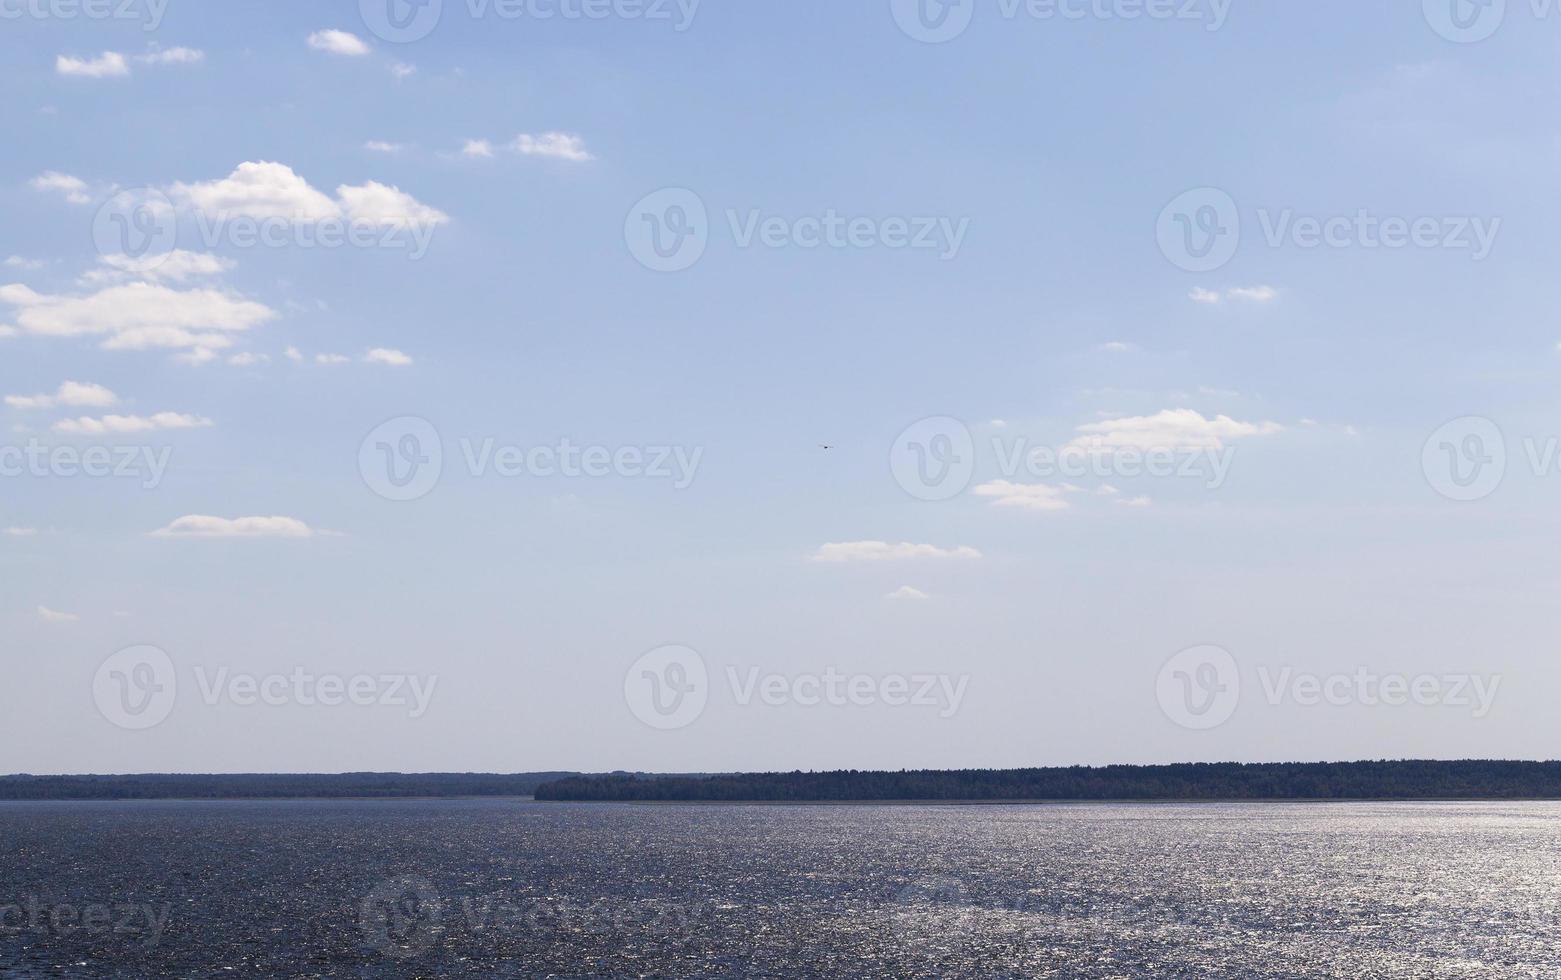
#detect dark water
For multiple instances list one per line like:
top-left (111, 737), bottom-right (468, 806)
top-left (1, 799), bottom-right (1558, 978)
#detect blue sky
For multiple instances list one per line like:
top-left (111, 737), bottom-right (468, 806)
top-left (4, 0), bottom-right (1560, 774)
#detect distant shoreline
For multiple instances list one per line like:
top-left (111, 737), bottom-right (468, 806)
top-left (9, 762), bottom-right (1561, 803)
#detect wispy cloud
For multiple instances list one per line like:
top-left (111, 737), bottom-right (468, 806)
top-left (150, 515), bottom-right (320, 539)
top-left (812, 541), bottom-right (982, 562)
top-left (37, 605), bottom-right (79, 623)
top-left (56, 52), bottom-right (129, 78)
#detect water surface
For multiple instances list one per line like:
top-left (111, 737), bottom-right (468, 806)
top-left (1, 799), bottom-right (1557, 977)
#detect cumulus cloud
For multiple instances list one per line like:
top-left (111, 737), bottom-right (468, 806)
top-left (307, 30), bottom-right (370, 56)
top-left (364, 348), bottom-right (413, 366)
top-left (86, 250), bottom-right (234, 284)
top-left (1066, 409), bottom-right (1281, 453)
top-left (336, 181), bottom-right (449, 230)
top-left (151, 515), bottom-right (318, 538)
top-left (56, 52), bottom-right (129, 78)
top-left (227, 352), bottom-right (269, 367)
top-left (4, 381), bottom-right (117, 410)
top-left (812, 541), bottom-right (982, 562)
top-left (0, 281), bottom-right (275, 353)
top-left (886, 586), bottom-right (930, 601)
top-left (462, 139), bottom-right (494, 158)
top-left (972, 480), bottom-right (1072, 512)
top-left (55, 412), bottom-right (213, 435)
top-left (511, 132), bottom-right (594, 161)
top-left (1189, 287), bottom-right (1222, 305)
top-left (173, 161), bottom-right (340, 222)
top-left (30, 172), bottom-right (90, 204)
top-left (172, 162), bottom-right (447, 230)
top-left (315, 353), bottom-right (349, 365)
top-left (284, 346), bottom-right (304, 363)
top-left (4, 257), bottom-right (45, 271)
top-left (37, 605), bottom-right (78, 623)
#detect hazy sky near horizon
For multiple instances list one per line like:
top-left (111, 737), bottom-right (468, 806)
top-left (4, 0), bottom-right (1560, 774)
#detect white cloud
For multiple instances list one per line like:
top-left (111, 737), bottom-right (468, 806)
top-left (30, 171), bottom-right (90, 205)
top-left (390, 62), bottom-right (416, 79)
top-left (307, 30), bottom-right (370, 56)
top-left (137, 46), bottom-right (204, 65)
top-left (37, 605), bottom-right (78, 623)
top-left (364, 347), bottom-right (413, 366)
top-left (284, 346), bottom-right (304, 363)
top-left (88, 250), bottom-right (234, 284)
top-left (1098, 341), bottom-right (1139, 353)
top-left (886, 586), bottom-right (930, 601)
top-left (172, 162), bottom-right (447, 230)
top-left (3, 527), bottom-right (38, 537)
top-left (462, 139), bottom-right (494, 158)
top-left (1118, 496), bottom-right (1153, 508)
top-left (0, 281), bottom-right (274, 352)
top-left (6, 381), bottom-right (118, 410)
top-left (510, 132), bottom-right (594, 162)
top-left (1067, 409), bottom-right (1281, 453)
top-left (811, 541), bottom-right (982, 562)
top-left (972, 480), bottom-right (1071, 512)
top-left (151, 515), bottom-right (317, 539)
top-left (1190, 285), bottom-right (1279, 305)
top-left (0, 325), bottom-right (15, 339)
top-left (173, 161), bottom-right (340, 222)
top-left (174, 348), bottom-right (218, 366)
top-left (365, 141), bottom-right (404, 153)
top-left (227, 352), bottom-right (269, 366)
top-left (55, 412), bottom-right (213, 435)
top-left (337, 181), bottom-right (449, 230)
top-left (56, 52), bottom-right (129, 78)
top-left (315, 353), bottom-right (349, 365)
top-left (4, 257), bottom-right (45, 271)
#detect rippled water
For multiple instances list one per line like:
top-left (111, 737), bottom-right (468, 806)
top-left (2, 799), bottom-right (1559, 977)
